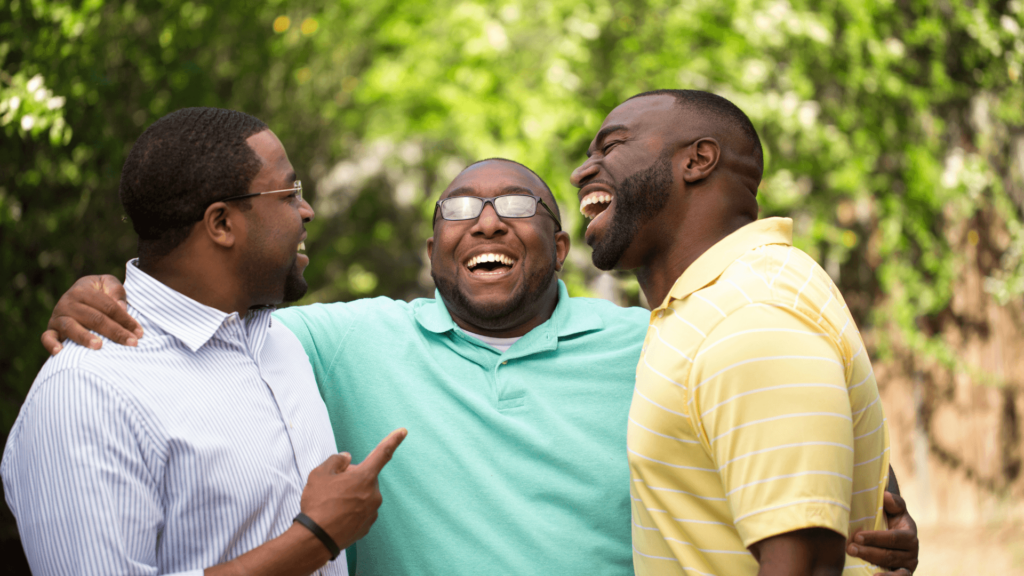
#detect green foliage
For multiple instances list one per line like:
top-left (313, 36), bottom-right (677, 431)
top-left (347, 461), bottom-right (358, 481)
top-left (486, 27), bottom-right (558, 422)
top-left (2, 0), bottom-right (1023, 560)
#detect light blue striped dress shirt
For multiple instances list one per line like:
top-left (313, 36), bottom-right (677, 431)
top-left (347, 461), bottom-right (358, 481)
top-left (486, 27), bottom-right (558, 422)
top-left (2, 260), bottom-right (347, 576)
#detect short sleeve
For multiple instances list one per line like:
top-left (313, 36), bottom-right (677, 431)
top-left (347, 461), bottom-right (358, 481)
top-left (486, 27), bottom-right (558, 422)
top-left (1, 370), bottom-right (184, 575)
top-left (689, 303), bottom-right (854, 547)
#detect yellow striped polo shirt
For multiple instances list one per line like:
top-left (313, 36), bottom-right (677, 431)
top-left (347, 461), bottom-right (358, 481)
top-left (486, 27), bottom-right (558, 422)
top-left (628, 217), bottom-right (890, 576)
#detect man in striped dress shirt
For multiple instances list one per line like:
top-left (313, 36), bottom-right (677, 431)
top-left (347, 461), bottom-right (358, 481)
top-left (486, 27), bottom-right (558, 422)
top-left (2, 108), bottom-right (406, 576)
top-left (572, 90), bottom-right (909, 575)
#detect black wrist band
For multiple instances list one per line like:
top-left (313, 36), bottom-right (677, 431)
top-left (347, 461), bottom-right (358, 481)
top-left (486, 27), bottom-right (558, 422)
top-left (293, 512), bottom-right (341, 561)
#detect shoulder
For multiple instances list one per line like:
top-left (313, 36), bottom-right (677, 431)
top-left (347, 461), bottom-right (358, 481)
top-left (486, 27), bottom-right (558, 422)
top-left (274, 296), bottom-right (416, 335)
top-left (3, 348), bottom-right (142, 463)
top-left (563, 295), bottom-right (650, 335)
top-left (565, 295), bottom-right (648, 319)
top-left (38, 336), bottom-right (153, 386)
top-left (717, 245), bottom-right (835, 313)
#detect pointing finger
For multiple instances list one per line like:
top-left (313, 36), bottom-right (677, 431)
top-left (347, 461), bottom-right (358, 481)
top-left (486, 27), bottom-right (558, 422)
top-left (359, 428), bottom-right (408, 476)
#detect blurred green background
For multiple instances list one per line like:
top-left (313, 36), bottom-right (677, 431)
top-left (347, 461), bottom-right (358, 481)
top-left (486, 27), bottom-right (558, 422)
top-left (3, 0), bottom-right (1024, 572)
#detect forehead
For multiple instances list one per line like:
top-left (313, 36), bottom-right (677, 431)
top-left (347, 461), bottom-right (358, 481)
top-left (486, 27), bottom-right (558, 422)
top-left (441, 161), bottom-right (547, 200)
top-left (247, 130), bottom-right (292, 173)
top-left (600, 94), bottom-right (682, 135)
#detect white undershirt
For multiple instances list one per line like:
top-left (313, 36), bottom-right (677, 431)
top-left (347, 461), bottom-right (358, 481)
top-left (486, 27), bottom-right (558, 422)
top-left (460, 329), bottom-right (522, 352)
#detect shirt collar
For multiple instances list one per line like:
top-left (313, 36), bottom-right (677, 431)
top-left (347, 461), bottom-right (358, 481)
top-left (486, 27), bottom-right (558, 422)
top-left (657, 217), bottom-right (793, 310)
top-left (414, 279), bottom-right (603, 339)
top-left (124, 259), bottom-right (266, 353)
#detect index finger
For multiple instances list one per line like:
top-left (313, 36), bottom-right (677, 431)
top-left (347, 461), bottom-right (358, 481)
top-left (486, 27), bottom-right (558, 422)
top-left (359, 428), bottom-right (408, 476)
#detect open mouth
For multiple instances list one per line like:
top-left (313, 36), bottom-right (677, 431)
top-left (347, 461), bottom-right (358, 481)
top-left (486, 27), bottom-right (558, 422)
top-left (465, 252), bottom-right (516, 275)
top-left (580, 192), bottom-right (613, 227)
top-left (297, 241), bottom-right (306, 253)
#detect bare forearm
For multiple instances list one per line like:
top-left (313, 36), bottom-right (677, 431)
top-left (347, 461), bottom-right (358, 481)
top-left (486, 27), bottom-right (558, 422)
top-left (205, 524), bottom-right (332, 576)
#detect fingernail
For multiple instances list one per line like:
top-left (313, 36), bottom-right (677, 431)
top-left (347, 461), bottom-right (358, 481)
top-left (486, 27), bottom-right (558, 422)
top-left (855, 534), bottom-right (865, 544)
top-left (89, 339), bottom-right (101, 349)
top-left (135, 328), bottom-right (144, 338)
top-left (52, 344), bottom-right (62, 354)
top-left (118, 300), bottom-right (128, 310)
top-left (847, 544), bottom-right (858, 555)
top-left (126, 337), bottom-right (138, 347)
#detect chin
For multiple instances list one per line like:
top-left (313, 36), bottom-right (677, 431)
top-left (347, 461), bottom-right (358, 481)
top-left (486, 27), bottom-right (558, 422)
top-left (433, 270), bottom-right (529, 326)
top-left (282, 266), bottom-right (309, 303)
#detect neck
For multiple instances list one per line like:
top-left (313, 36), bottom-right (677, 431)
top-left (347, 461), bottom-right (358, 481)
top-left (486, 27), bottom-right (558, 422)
top-left (139, 244), bottom-right (252, 317)
top-left (636, 211), bottom-right (755, 308)
top-left (447, 279), bottom-right (560, 338)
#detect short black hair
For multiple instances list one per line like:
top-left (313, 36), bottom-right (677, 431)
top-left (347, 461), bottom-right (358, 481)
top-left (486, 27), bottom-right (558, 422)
top-left (120, 107), bottom-right (269, 262)
top-left (628, 89), bottom-right (763, 177)
top-left (463, 157), bottom-right (561, 221)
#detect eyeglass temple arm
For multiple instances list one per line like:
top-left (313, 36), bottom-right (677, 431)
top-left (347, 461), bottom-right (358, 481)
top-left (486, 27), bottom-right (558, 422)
top-left (538, 199), bottom-right (562, 231)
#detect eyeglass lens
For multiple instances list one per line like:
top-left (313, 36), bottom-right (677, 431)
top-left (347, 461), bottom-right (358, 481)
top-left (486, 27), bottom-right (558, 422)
top-left (439, 196), bottom-right (537, 220)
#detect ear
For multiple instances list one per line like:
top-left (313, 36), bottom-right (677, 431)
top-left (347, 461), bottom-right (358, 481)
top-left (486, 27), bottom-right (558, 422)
top-left (426, 236), bottom-right (434, 261)
top-left (202, 202), bottom-right (240, 248)
top-left (553, 231), bottom-right (571, 271)
top-left (679, 137), bottom-right (720, 183)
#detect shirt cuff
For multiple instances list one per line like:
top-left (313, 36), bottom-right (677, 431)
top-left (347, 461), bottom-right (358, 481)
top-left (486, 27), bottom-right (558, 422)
top-left (735, 499), bottom-right (851, 548)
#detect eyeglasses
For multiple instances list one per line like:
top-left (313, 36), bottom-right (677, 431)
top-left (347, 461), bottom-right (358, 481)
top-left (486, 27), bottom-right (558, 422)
top-left (220, 180), bottom-right (303, 203)
top-left (433, 194), bottom-right (562, 231)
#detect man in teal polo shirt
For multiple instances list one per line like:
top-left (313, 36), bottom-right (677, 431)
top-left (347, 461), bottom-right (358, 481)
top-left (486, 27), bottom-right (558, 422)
top-left (271, 159), bottom-right (648, 574)
top-left (42, 159), bottom-right (915, 575)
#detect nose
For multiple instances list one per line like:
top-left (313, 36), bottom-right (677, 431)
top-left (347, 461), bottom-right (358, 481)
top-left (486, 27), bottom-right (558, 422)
top-left (571, 157), bottom-right (599, 189)
top-left (470, 203), bottom-right (507, 237)
top-left (299, 197), bottom-right (315, 223)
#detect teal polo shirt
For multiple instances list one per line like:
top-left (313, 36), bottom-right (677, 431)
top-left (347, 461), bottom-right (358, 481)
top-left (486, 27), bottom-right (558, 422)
top-left (274, 280), bottom-right (649, 576)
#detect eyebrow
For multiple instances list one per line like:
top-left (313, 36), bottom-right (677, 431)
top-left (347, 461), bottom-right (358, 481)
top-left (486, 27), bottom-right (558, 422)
top-left (586, 124), bottom-right (629, 158)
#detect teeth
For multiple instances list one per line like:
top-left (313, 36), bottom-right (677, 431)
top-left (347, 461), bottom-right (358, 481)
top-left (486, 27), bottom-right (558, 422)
top-left (580, 193), bottom-right (612, 218)
top-left (298, 241), bottom-right (306, 252)
top-left (466, 253), bottom-right (515, 269)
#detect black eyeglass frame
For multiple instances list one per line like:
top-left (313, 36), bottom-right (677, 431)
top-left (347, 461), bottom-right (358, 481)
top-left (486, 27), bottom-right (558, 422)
top-left (432, 194), bottom-right (562, 232)
top-left (219, 180), bottom-right (303, 203)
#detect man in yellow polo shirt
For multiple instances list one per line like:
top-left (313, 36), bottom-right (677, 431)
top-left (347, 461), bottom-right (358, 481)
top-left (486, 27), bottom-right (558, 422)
top-left (572, 89), bottom-right (897, 575)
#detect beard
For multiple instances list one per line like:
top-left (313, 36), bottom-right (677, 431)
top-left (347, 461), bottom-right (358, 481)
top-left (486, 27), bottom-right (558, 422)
top-left (282, 261), bottom-right (309, 302)
top-left (591, 151), bottom-right (674, 271)
top-left (431, 253), bottom-right (557, 330)
top-left (241, 248), bottom-right (309, 306)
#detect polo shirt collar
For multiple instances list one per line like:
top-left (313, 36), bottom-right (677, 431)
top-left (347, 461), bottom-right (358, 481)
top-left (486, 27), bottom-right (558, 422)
top-left (123, 259), bottom-right (254, 353)
top-left (414, 279), bottom-right (603, 339)
top-left (658, 217), bottom-right (793, 310)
